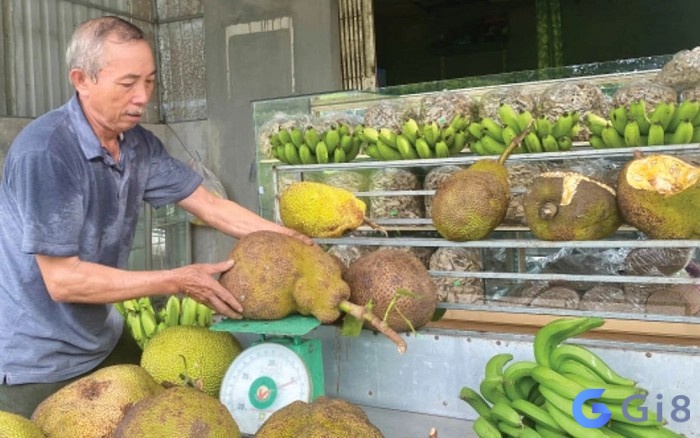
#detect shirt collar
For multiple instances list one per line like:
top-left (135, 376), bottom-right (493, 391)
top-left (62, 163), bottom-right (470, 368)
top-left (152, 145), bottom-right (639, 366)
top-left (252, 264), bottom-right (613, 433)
top-left (66, 94), bottom-right (130, 161)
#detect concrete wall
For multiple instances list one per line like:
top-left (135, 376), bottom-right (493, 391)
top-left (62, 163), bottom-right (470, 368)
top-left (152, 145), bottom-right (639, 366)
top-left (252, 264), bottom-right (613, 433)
top-left (193, 0), bottom-right (343, 262)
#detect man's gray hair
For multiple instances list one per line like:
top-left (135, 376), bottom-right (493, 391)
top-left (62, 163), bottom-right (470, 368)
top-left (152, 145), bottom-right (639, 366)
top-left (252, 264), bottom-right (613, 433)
top-left (66, 16), bottom-right (145, 80)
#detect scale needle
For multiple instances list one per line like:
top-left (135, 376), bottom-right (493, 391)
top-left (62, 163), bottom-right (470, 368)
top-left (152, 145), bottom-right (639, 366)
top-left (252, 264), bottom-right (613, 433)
top-left (277, 379), bottom-right (296, 389)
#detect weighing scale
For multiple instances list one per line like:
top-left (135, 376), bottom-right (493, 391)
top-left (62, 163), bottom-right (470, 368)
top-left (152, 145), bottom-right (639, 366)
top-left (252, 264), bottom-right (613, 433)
top-left (210, 315), bottom-right (325, 435)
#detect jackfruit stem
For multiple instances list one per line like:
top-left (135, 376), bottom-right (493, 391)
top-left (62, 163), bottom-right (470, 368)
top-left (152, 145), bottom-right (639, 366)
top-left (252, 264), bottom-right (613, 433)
top-left (337, 300), bottom-right (408, 354)
top-left (497, 120), bottom-right (534, 166)
top-left (362, 217), bottom-right (389, 237)
top-left (539, 201), bottom-right (559, 220)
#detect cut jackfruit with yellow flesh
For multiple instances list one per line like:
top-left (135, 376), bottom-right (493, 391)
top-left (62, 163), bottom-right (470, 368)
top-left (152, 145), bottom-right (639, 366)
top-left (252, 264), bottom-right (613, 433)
top-left (617, 154), bottom-right (699, 239)
top-left (279, 181), bottom-right (367, 237)
top-left (523, 172), bottom-right (623, 241)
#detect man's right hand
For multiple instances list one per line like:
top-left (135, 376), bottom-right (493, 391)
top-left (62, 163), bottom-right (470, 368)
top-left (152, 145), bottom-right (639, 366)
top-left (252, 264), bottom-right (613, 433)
top-left (173, 259), bottom-right (243, 319)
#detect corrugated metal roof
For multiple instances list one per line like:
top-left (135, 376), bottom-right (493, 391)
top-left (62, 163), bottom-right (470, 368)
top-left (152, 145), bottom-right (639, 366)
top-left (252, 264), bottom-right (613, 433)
top-left (0, 0), bottom-right (205, 123)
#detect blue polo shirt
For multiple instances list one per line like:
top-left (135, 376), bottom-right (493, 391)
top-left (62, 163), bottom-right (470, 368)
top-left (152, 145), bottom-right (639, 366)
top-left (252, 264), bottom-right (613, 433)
top-left (0, 95), bottom-right (202, 384)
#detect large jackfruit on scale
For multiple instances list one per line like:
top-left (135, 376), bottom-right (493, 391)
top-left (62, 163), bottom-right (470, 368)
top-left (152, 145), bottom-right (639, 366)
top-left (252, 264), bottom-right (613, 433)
top-left (616, 152), bottom-right (699, 239)
top-left (431, 122), bottom-right (532, 241)
top-left (218, 231), bottom-right (407, 353)
top-left (279, 181), bottom-right (382, 237)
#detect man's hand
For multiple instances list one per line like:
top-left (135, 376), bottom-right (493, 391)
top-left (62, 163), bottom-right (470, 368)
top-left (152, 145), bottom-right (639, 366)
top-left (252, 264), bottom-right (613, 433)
top-left (278, 227), bottom-right (315, 246)
top-left (174, 260), bottom-right (243, 319)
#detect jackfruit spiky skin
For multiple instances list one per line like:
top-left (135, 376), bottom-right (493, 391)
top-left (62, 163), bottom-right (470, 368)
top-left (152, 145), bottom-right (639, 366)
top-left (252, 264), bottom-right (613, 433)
top-left (616, 154), bottom-right (700, 239)
top-left (523, 172), bottom-right (623, 240)
top-left (31, 364), bottom-right (164, 438)
top-left (279, 181), bottom-right (366, 237)
top-left (218, 231), bottom-right (351, 323)
top-left (468, 159), bottom-right (509, 188)
top-left (0, 411), bottom-right (45, 438)
top-left (112, 386), bottom-right (241, 438)
top-left (255, 397), bottom-right (383, 438)
top-left (344, 249), bottom-right (438, 333)
top-left (431, 166), bottom-right (510, 241)
top-left (140, 326), bottom-right (242, 398)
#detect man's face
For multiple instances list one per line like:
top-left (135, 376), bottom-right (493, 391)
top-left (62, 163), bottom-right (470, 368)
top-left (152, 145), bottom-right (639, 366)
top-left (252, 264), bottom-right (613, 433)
top-left (77, 38), bottom-right (156, 136)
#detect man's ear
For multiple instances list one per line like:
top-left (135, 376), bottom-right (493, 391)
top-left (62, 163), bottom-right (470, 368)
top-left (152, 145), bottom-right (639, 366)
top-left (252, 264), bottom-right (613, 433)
top-left (69, 69), bottom-right (90, 94)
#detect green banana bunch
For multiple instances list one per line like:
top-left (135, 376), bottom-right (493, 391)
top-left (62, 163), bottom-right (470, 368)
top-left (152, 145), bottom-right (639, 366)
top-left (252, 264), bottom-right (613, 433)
top-left (422, 121), bottom-right (441, 147)
top-left (550, 112), bottom-right (576, 139)
top-left (303, 126), bottom-right (320, 149)
top-left (271, 124), bottom-right (364, 164)
top-left (179, 296), bottom-right (199, 326)
top-left (480, 117), bottom-right (505, 143)
top-left (323, 126), bottom-right (341, 154)
top-left (164, 294), bottom-right (182, 327)
top-left (497, 104), bottom-right (522, 134)
top-left (195, 302), bottom-right (214, 327)
top-left (462, 316), bottom-right (684, 438)
top-left (590, 101), bottom-right (698, 148)
top-left (126, 312), bottom-right (146, 349)
top-left (139, 306), bottom-right (158, 341)
top-left (359, 116), bottom-right (472, 160)
top-left (609, 105), bottom-right (628, 136)
top-left (628, 100), bottom-right (651, 134)
top-left (468, 111), bottom-right (580, 156)
top-left (649, 101), bottom-right (676, 131)
top-left (401, 118), bottom-right (420, 144)
top-left (119, 295), bottom-right (217, 350)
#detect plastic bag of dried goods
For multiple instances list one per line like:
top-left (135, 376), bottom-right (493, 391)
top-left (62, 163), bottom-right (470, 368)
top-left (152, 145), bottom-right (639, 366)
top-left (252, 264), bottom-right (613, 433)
top-left (368, 167), bottom-right (424, 219)
top-left (363, 101), bottom-right (417, 130)
top-left (611, 79), bottom-right (678, 108)
top-left (429, 247), bottom-right (484, 304)
top-left (418, 90), bottom-right (474, 127)
top-left (476, 86), bottom-right (538, 121)
top-left (656, 46), bottom-right (700, 91)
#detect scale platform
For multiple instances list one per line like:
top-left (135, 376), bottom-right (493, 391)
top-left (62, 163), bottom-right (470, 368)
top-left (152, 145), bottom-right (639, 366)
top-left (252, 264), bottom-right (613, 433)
top-left (210, 314), bottom-right (322, 337)
top-left (211, 315), bottom-right (325, 435)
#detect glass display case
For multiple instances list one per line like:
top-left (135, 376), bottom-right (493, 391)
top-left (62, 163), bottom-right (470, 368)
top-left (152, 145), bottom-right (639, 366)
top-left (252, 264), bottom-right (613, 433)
top-left (251, 54), bottom-right (699, 345)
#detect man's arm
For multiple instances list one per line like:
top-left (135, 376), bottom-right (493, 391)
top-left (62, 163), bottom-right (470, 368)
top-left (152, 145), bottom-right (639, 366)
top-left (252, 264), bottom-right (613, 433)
top-left (35, 255), bottom-right (243, 318)
top-left (177, 185), bottom-right (313, 244)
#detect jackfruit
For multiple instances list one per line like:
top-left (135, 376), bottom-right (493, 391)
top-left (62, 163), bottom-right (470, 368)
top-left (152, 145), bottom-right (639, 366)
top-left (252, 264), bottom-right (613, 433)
top-left (523, 172), bottom-right (623, 240)
top-left (344, 249), bottom-right (438, 333)
top-left (255, 396), bottom-right (383, 438)
top-left (431, 128), bottom-right (530, 241)
top-left (0, 411), bottom-right (45, 438)
top-left (140, 325), bottom-right (242, 398)
top-left (31, 364), bottom-right (163, 438)
top-left (113, 386), bottom-right (240, 438)
top-left (279, 181), bottom-right (382, 237)
top-left (218, 231), bottom-right (407, 353)
top-left (616, 152), bottom-right (699, 239)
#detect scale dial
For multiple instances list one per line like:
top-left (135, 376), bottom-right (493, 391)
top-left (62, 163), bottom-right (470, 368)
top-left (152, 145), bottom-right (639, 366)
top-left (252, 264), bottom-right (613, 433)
top-left (219, 342), bottom-right (311, 435)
